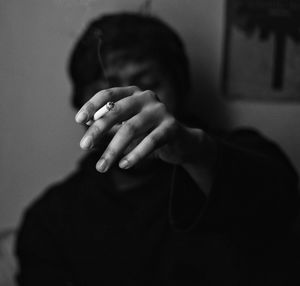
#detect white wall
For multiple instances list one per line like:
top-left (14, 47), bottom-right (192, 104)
top-left (0, 0), bottom-right (299, 229)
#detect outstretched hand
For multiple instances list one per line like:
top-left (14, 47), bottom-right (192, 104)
top-left (75, 86), bottom-right (199, 172)
top-left (75, 86), bottom-right (217, 194)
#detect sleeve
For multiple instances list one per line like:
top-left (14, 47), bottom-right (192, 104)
top-left (169, 129), bottom-right (299, 232)
top-left (15, 189), bottom-right (73, 286)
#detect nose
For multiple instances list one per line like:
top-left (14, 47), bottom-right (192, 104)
top-left (108, 79), bottom-right (134, 89)
top-left (119, 78), bottom-right (133, 87)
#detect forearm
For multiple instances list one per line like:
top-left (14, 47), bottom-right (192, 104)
top-left (178, 127), bottom-right (218, 196)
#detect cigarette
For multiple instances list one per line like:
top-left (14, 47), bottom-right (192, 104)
top-left (93, 101), bottom-right (115, 121)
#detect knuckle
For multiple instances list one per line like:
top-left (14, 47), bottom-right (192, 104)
top-left (165, 116), bottom-right (176, 127)
top-left (104, 148), bottom-right (118, 161)
top-left (95, 89), bottom-right (113, 103)
top-left (129, 85), bottom-right (140, 92)
top-left (122, 121), bottom-right (138, 136)
top-left (148, 133), bottom-right (161, 146)
top-left (145, 90), bottom-right (157, 101)
top-left (89, 123), bottom-right (102, 137)
top-left (82, 101), bottom-right (96, 115)
top-left (163, 118), bottom-right (177, 138)
top-left (155, 102), bottom-right (167, 114)
top-left (102, 89), bottom-right (113, 98)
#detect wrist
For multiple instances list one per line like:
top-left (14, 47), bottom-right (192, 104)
top-left (179, 127), bottom-right (217, 169)
top-left (180, 128), bottom-right (218, 196)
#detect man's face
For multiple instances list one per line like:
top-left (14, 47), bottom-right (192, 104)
top-left (81, 55), bottom-right (178, 113)
top-left (80, 55), bottom-right (178, 170)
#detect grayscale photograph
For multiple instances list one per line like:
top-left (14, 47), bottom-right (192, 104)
top-left (0, 0), bottom-right (300, 285)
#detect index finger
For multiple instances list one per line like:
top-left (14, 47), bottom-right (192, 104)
top-left (75, 86), bottom-right (140, 124)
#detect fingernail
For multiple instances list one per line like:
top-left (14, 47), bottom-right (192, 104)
top-left (119, 159), bottom-right (130, 169)
top-left (80, 136), bottom-right (93, 149)
top-left (97, 159), bottom-right (108, 173)
top-left (75, 111), bottom-right (88, 123)
top-left (86, 120), bottom-right (93, 126)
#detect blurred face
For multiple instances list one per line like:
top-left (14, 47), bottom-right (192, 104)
top-left (81, 54), bottom-right (178, 113)
top-left (80, 55), bottom-right (178, 171)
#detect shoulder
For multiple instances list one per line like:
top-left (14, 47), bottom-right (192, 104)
top-left (19, 151), bottom-right (108, 233)
top-left (215, 128), bottom-right (297, 170)
top-left (18, 173), bottom-right (83, 243)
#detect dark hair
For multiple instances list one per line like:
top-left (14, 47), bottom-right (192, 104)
top-left (68, 12), bottom-right (190, 109)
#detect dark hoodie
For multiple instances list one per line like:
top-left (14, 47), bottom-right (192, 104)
top-left (16, 129), bottom-right (299, 285)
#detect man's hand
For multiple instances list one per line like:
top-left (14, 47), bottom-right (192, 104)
top-left (75, 86), bottom-right (180, 170)
top-left (75, 86), bottom-right (217, 194)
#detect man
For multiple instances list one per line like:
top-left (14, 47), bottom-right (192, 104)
top-left (16, 13), bottom-right (299, 285)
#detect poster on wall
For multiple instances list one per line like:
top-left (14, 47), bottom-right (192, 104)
top-left (222, 0), bottom-right (300, 101)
